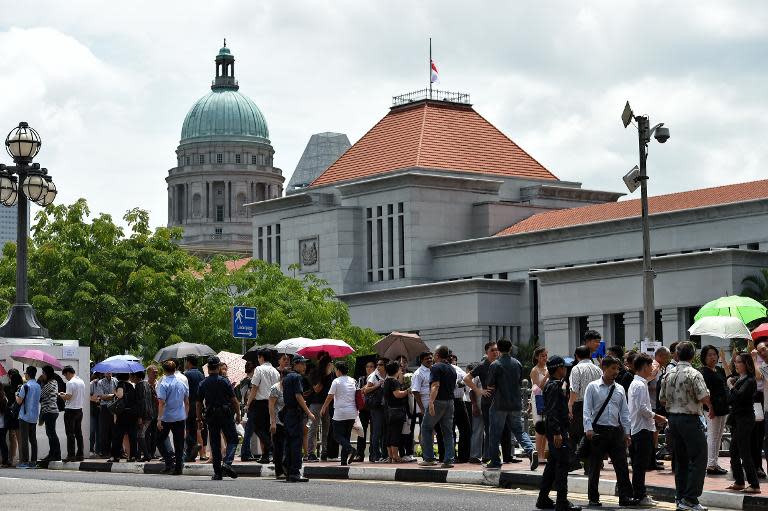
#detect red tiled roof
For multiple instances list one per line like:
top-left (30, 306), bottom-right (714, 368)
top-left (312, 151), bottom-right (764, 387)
top-left (495, 179), bottom-right (768, 237)
top-left (310, 101), bottom-right (557, 187)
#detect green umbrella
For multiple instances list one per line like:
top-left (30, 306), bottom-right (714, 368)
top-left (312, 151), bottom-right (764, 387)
top-left (694, 295), bottom-right (767, 325)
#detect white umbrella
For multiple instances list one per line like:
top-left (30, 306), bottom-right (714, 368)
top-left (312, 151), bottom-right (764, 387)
top-left (688, 316), bottom-right (751, 339)
top-left (103, 354), bottom-right (141, 362)
top-left (274, 337), bottom-right (314, 355)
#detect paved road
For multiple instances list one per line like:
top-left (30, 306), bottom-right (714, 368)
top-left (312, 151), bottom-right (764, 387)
top-left (0, 468), bottom-right (732, 511)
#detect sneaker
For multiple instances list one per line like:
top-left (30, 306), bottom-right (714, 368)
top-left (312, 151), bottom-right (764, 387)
top-left (418, 460), bottom-right (438, 467)
top-left (468, 457), bottom-right (481, 464)
top-left (222, 464), bottom-right (238, 479)
top-left (401, 455), bottom-right (415, 463)
top-left (536, 497), bottom-right (555, 509)
top-left (637, 496), bottom-right (657, 508)
top-left (306, 454), bottom-right (319, 463)
top-left (483, 462), bottom-right (502, 470)
top-left (441, 462), bottom-right (454, 469)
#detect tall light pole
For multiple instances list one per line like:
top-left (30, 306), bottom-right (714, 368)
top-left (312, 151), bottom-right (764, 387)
top-left (0, 122), bottom-right (57, 338)
top-left (622, 102), bottom-right (670, 342)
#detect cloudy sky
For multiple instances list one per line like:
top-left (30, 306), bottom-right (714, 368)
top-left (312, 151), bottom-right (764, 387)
top-left (0, 1), bottom-right (766, 228)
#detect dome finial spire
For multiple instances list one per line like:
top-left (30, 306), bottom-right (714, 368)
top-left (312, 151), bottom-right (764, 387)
top-left (223, 37), bottom-right (226, 47)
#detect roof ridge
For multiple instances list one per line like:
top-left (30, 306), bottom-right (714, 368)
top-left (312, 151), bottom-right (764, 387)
top-left (415, 103), bottom-right (428, 167)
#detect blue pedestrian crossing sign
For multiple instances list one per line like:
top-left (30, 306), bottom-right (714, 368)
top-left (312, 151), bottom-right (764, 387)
top-left (232, 306), bottom-right (258, 339)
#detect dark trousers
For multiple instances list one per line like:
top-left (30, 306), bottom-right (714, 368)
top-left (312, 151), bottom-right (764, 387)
top-left (19, 420), bottom-right (37, 464)
top-left (540, 438), bottom-right (569, 505)
top-left (0, 427), bottom-right (8, 464)
top-left (356, 409), bottom-right (370, 457)
top-left (284, 408), bottom-right (304, 478)
top-left (241, 406), bottom-right (256, 460)
top-left (631, 429), bottom-right (653, 499)
top-left (668, 414), bottom-right (707, 504)
top-left (250, 400), bottom-right (272, 458)
top-left (453, 398), bottom-right (471, 462)
top-left (41, 412), bottom-right (61, 460)
top-left (333, 419), bottom-right (355, 463)
top-left (157, 419), bottom-right (185, 471)
top-left (184, 407), bottom-right (199, 459)
top-left (587, 426), bottom-right (632, 502)
top-left (369, 407), bottom-right (386, 461)
top-left (112, 414), bottom-right (137, 460)
top-left (569, 401), bottom-right (585, 467)
top-left (90, 408), bottom-right (99, 453)
top-left (146, 417), bottom-right (158, 457)
top-left (751, 418), bottom-right (765, 475)
top-left (98, 406), bottom-right (113, 455)
top-left (64, 409), bottom-right (84, 459)
top-left (481, 401), bottom-right (512, 461)
top-left (272, 424), bottom-right (286, 477)
top-left (207, 416), bottom-right (238, 476)
top-left (732, 414), bottom-right (760, 487)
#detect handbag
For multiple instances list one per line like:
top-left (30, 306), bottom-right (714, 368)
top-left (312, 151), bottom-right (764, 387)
top-left (108, 397), bottom-right (126, 416)
top-left (8, 384), bottom-right (27, 420)
top-left (576, 384), bottom-right (616, 460)
top-left (355, 388), bottom-right (366, 410)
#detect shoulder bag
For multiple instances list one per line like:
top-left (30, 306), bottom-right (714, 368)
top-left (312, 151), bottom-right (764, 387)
top-left (576, 383), bottom-right (616, 460)
top-left (8, 384), bottom-right (27, 420)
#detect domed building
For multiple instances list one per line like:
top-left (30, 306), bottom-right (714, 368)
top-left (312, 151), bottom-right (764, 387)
top-left (166, 43), bottom-right (284, 254)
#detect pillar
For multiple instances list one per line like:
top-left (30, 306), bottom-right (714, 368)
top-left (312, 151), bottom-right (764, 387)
top-left (542, 317), bottom-right (570, 357)
top-left (661, 307), bottom-right (680, 345)
top-left (623, 311), bottom-right (643, 346)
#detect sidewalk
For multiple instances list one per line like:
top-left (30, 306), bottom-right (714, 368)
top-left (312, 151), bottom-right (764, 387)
top-left (39, 455), bottom-right (760, 510)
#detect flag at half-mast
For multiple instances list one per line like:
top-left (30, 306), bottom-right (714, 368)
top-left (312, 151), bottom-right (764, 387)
top-left (430, 59), bottom-right (439, 84)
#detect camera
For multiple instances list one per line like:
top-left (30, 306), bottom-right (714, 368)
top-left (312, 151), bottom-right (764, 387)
top-left (654, 126), bottom-right (670, 143)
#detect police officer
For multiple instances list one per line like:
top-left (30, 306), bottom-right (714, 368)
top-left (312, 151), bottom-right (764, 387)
top-left (282, 356), bottom-right (316, 482)
top-left (537, 356), bottom-right (581, 511)
top-left (196, 356), bottom-right (241, 481)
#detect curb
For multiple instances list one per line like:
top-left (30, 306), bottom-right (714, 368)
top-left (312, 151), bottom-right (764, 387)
top-left (44, 461), bottom-right (759, 510)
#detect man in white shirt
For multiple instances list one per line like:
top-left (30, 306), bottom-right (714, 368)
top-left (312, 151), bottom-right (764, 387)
top-left (628, 353), bottom-right (668, 507)
top-left (246, 349), bottom-right (281, 463)
top-left (582, 356), bottom-right (634, 507)
top-left (568, 345), bottom-right (602, 469)
top-left (60, 366), bottom-right (85, 461)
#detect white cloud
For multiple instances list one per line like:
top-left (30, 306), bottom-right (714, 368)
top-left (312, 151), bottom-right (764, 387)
top-left (0, 0), bottom-right (765, 227)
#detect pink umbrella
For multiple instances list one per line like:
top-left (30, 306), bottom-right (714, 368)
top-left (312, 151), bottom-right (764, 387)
top-left (10, 349), bottom-right (63, 369)
top-left (297, 338), bottom-right (355, 359)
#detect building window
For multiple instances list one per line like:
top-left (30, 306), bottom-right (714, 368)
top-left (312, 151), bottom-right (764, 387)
top-left (267, 225), bottom-right (271, 236)
top-left (387, 216), bottom-right (394, 271)
top-left (397, 208), bottom-right (405, 268)
top-left (235, 154), bottom-right (241, 164)
top-left (612, 313), bottom-right (625, 347)
top-left (377, 218), bottom-right (383, 270)
top-left (377, 205), bottom-right (382, 217)
top-left (258, 239), bottom-right (263, 259)
top-left (276, 225), bottom-right (281, 265)
top-left (216, 205), bottom-right (224, 222)
top-left (251, 155), bottom-right (257, 165)
top-left (267, 233), bottom-right (272, 264)
top-left (366, 207), bottom-right (372, 219)
top-left (398, 202), bottom-right (404, 214)
top-left (185, 156), bottom-right (190, 166)
top-left (748, 242), bottom-right (760, 250)
top-left (498, 272), bottom-right (508, 279)
top-left (216, 153), bottom-right (223, 164)
top-left (366, 219), bottom-right (373, 271)
top-left (484, 274), bottom-right (493, 279)
top-left (655, 309), bottom-right (663, 343)
top-left (199, 154), bottom-right (205, 164)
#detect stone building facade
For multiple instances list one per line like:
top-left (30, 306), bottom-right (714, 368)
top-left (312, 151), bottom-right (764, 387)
top-left (167, 44), bottom-right (284, 254)
top-left (247, 92), bottom-right (768, 362)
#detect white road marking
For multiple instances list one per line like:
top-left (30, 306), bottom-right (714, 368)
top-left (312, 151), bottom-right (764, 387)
top-left (176, 491), bottom-right (282, 503)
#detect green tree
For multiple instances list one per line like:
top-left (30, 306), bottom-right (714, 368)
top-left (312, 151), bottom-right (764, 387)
top-left (742, 269), bottom-right (768, 306)
top-left (0, 199), bottom-right (378, 361)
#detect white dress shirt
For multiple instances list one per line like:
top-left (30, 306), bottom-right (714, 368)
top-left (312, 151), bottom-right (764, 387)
top-left (411, 365), bottom-right (432, 408)
top-left (252, 362), bottom-right (281, 401)
top-left (583, 377), bottom-right (630, 435)
top-left (628, 374), bottom-right (656, 435)
top-left (65, 375), bottom-right (86, 410)
top-left (453, 364), bottom-right (467, 400)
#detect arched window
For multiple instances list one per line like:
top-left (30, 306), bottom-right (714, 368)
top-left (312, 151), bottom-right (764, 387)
top-left (192, 193), bottom-right (202, 217)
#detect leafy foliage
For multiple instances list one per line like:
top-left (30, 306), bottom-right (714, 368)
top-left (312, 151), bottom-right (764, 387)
top-left (742, 269), bottom-right (768, 306)
top-left (0, 200), bottom-right (378, 362)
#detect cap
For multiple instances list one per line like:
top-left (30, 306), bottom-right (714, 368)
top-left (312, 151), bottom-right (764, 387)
top-left (546, 355), bottom-right (572, 371)
top-left (207, 356), bottom-right (221, 368)
top-left (292, 356), bottom-right (309, 364)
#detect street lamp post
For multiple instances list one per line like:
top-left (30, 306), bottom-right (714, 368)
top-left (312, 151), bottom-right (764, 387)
top-left (622, 102), bottom-right (670, 342)
top-left (0, 122), bottom-right (57, 338)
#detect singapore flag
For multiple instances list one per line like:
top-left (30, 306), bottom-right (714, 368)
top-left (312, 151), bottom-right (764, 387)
top-left (430, 60), bottom-right (439, 84)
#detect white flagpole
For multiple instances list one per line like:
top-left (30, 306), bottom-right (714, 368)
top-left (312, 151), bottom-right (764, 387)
top-left (429, 37), bottom-right (432, 99)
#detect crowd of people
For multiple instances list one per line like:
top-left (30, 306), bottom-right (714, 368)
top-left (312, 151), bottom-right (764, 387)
top-left (2, 332), bottom-right (768, 510)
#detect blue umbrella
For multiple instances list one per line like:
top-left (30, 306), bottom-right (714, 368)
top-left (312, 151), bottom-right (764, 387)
top-left (92, 358), bottom-right (145, 374)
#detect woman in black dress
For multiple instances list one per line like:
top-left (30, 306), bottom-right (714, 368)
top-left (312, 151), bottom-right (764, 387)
top-left (727, 351), bottom-right (760, 493)
top-left (383, 360), bottom-right (410, 463)
top-left (109, 373), bottom-right (138, 462)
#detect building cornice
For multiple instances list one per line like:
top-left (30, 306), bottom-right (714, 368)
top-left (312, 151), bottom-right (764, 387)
top-left (338, 278), bottom-right (523, 306)
top-left (520, 184), bottom-right (624, 203)
top-left (337, 170), bottom-right (503, 197)
top-left (430, 198), bottom-right (768, 258)
top-left (532, 249), bottom-right (768, 285)
top-left (166, 167), bottom-right (284, 182)
top-left (244, 192), bottom-right (336, 215)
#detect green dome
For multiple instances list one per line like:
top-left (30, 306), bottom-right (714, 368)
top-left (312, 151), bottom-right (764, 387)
top-left (180, 89), bottom-right (270, 144)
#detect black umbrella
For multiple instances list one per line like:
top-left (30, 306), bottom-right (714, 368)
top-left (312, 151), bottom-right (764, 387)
top-left (153, 342), bottom-right (216, 362)
top-left (242, 344), bottom-right (279, 363)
